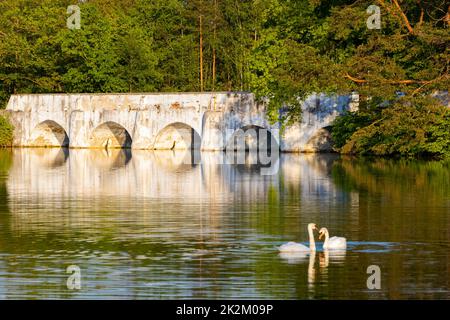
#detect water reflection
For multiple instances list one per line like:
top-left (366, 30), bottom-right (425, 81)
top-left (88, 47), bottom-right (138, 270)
top-left (319, 250), bottom-right (347, 269)
top-left (7, 148), bottom-right (340, 207)
top-left (279, 248), bottom-right (347, 297)
top-left (0, 149), bottom-right (449, 299)
top-left (279, 252), bottom-right (311, 264)
top-left (308, 251), bottom-right (316, 293)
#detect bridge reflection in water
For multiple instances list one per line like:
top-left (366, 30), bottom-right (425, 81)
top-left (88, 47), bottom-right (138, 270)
top-left (5, 148), bottom-right (350, 257)
top-left (7, 148), bottom-right (344, 204)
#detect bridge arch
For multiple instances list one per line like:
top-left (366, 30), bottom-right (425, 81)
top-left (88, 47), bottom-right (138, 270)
top-left (89, 121), bottom-right (132, 149)
top-left (226, 125), bottom-right (279, 151)
top-left (29, 120), bottom-right (69, 147)
top-left (153, 122), bottom-right (201, 150)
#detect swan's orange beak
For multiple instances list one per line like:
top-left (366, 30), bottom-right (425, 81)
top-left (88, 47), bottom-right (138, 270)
top-left (319, 233), bottom-right (324, 240)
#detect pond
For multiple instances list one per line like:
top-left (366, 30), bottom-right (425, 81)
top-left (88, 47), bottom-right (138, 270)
top-left (0, 148), bottom-right (449, 299)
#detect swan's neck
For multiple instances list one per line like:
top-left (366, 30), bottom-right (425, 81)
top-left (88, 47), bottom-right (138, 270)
top-left (308, 226), bottom-right (316, 251)
top-left (323, 231), bottom-right (330, 248)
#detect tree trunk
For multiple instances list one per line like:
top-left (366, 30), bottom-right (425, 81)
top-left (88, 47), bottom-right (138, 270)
top-left (199, 15), bottom-right (204, 92)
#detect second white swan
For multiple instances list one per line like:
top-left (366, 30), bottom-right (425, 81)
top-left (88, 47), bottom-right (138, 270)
top-left (319, 227), bottom-right (347, 250)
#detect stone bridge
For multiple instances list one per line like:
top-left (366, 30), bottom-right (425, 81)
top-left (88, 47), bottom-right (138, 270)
top-left (5, 92), bottom-right (353, 152)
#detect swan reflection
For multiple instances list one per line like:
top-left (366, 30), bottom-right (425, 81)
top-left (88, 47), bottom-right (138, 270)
top-left (278, 251), bottom-right (310, 264)
top-left (279, 248), bottom-right (346, 295)
top-left (278, 250), bottom-right (317, 293)
top-left (319, 249), bottom-right (347, 269)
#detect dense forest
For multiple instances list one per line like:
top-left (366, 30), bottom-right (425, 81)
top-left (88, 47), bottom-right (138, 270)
top-left (0, 0), bottom-right (449, 157)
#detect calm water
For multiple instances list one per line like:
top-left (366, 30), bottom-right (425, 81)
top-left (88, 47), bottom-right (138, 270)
top-left (0, 148), bottom-right (449, 299)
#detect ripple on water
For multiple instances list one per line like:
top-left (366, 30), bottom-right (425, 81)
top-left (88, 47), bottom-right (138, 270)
top-left (1, 150), bottom-right (449, 299)
top-left (348, 241), bottom-right (401, 253)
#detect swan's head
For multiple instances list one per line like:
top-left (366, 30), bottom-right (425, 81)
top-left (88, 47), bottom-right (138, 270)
top-left (308, 223), bottom-right (318, 231)
top-left (318, 227), bottom-right (328, 240)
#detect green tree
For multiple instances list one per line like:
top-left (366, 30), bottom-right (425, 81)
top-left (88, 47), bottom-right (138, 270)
top-left (0, 0), bottom-right (68, 106)
top-left (0, 0), bottom-right (448, 157)
top-left (0, 115), bottom-right (14, 147)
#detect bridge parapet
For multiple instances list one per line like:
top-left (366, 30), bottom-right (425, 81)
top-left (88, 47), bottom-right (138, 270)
top-left (5, 92), bottom-right (351, 152)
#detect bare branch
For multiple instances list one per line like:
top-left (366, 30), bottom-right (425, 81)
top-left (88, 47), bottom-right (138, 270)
top-left (344, 73), bottom-right (449, 86)
top-left (417, 0), bottom-right (424, 27)
top-left (376, 0), bottom-right (412, 33)
top-left (446, 5), bottom-right (450, 26)
top-left (392, 0), bottom-right (415, 34)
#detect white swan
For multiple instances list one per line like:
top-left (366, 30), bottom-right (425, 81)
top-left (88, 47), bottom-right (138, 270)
top-left (319, 227), bottom-right (347, 250)
top-left (278, 223), bottom-right (318, 252)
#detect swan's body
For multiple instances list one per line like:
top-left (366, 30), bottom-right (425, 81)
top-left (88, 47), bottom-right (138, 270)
top-left (319, 227), bottom-right (347, 250)
top-left (279, 223), bottom-right (317, 252)
top-left (278, 242), bottom-right (310, 252)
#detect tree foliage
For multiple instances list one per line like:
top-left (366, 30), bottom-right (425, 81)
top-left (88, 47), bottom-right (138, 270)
top-left (0, 0), bottom-right (448, 156)
top-left (0, 115), bottom-right (13, 147)
top-left (339, 98), bottom-right (450, 158)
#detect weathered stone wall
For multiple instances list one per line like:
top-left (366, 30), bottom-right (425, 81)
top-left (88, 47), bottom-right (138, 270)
top-left (5, 92), bottom-right (353, 152)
